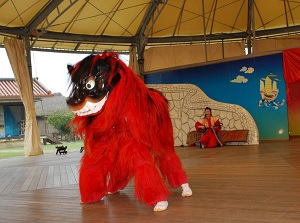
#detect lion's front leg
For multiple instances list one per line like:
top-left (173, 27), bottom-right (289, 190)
top-left (79, 151), bottom-right (109, 204)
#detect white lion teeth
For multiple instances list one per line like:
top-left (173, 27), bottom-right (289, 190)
top-left (82, 107), bottom-right (89, 112)
top-left (74, 92), bottom-right (108, 116)
top-left (86, 101), bottom-right (95, 110)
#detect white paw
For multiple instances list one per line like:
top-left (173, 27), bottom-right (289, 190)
top-left (181, 183), bottom-right (193, 197)
top-left (153, 201), bottom-right (168, 212)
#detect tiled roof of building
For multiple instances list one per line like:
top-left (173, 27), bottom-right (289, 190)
top-left (0, 78), bottom-right (53, 98)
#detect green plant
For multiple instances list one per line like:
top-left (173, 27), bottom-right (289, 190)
top-left (47, 110), bottom-right (75, 138)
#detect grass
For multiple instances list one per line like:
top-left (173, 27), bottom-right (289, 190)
top-left (0, 141), bottom-right (84, 159)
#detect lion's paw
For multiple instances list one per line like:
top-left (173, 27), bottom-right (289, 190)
top-left (181, 183), bottom-right (193, 197)
top-left (153, 201), bottom-right (168, 212)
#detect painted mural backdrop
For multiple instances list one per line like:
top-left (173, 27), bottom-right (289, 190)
top-left (145, 53), bottom-right (289, 140)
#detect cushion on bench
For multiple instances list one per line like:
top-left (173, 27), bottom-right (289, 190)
top-left (219, 130), bottom-right (249, 143)
top-left (186, 131), bottom-right (201, 146)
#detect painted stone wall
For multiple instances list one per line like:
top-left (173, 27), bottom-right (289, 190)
top-left (147, 84), bottom-right (259, 146)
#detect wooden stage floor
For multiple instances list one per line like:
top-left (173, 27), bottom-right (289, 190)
top-left (1, 139), bottom-right (300, 223)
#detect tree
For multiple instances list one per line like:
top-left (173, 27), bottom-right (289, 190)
top-left (47, 110), bottom-right (75, 140)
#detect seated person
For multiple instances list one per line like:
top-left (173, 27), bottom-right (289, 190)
top-left (195, 107), bottom-right (223, 148)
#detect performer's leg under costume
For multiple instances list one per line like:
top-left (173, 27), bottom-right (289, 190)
top-left (79, 131), bottom-right (123, 203)
top-left (127, 140), bottom-right (171, 206)
top-left (107, 124), bottom-right (189, 206)
top-left (159, 152), bottom-right (188, 188)
top-left (79, 146), bottom-right (110, 203)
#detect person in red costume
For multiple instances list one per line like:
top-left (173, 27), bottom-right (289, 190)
top-left (66, 53), bottom-right (192, 212)
top-left (195, 107), bottom-right (223, 148)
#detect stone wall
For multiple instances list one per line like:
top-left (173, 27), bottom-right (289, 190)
top-left (147, 84), bottom-right (259, 146)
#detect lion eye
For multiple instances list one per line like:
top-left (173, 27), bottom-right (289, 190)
top-left (85, 77), bottom-right (95, 90)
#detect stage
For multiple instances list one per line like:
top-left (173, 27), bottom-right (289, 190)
top-left (0, 139), bottom-right (300, 223)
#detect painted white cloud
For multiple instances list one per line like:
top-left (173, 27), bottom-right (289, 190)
top-left (240, 66), bottom-right (247, 72)
top-left (245, 67), bottom-right (254, 73)
top-left (240, 66), bottom-right (254, 74)
top-left (230, 75), bottom-right (248, 83)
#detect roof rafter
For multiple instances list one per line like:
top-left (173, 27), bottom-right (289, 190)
top-left (26, 0), bottom-right (64, 35)
top-left (135, 0), bottom-right (167, 42)
top-left (173, 0), bottom-right (186, 36)
top-left (2, 24), bottom-right (300, 47)
top-left (29, 0), bottom-right (79, 48)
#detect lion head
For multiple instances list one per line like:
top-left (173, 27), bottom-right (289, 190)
top-left (66, 53), bottom-right (121, 116)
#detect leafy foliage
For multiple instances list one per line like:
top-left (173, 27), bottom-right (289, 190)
top-left (47, 110), bottom-right (74, 136)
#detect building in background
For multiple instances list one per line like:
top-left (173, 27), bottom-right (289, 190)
top-left (34, 92), bottom-right (69, 138)
top-left (0, 78), bottom-right (53, 138)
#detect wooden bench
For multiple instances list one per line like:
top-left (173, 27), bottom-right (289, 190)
top-left (186, 130), bottom-right (249, 146)
top-left (56, 145), bottom-right (67, 155)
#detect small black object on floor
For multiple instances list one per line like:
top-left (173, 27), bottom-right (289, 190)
top-left (80, 147), bottom-right (84, 153)
top-left (56, 145), bottom-right (67, 155)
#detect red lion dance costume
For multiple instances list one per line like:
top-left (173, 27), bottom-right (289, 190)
top-left (66, 53), bottom-right (192, 211)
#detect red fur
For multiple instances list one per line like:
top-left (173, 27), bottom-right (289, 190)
top-left (70, 53), bottom-right (188, 206)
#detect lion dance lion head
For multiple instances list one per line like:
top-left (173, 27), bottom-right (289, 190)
top-left (67, 53), bottom-right (119, 117)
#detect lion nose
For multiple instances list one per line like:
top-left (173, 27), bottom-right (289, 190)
top-left (67, 87), bottom-right (83, 106)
